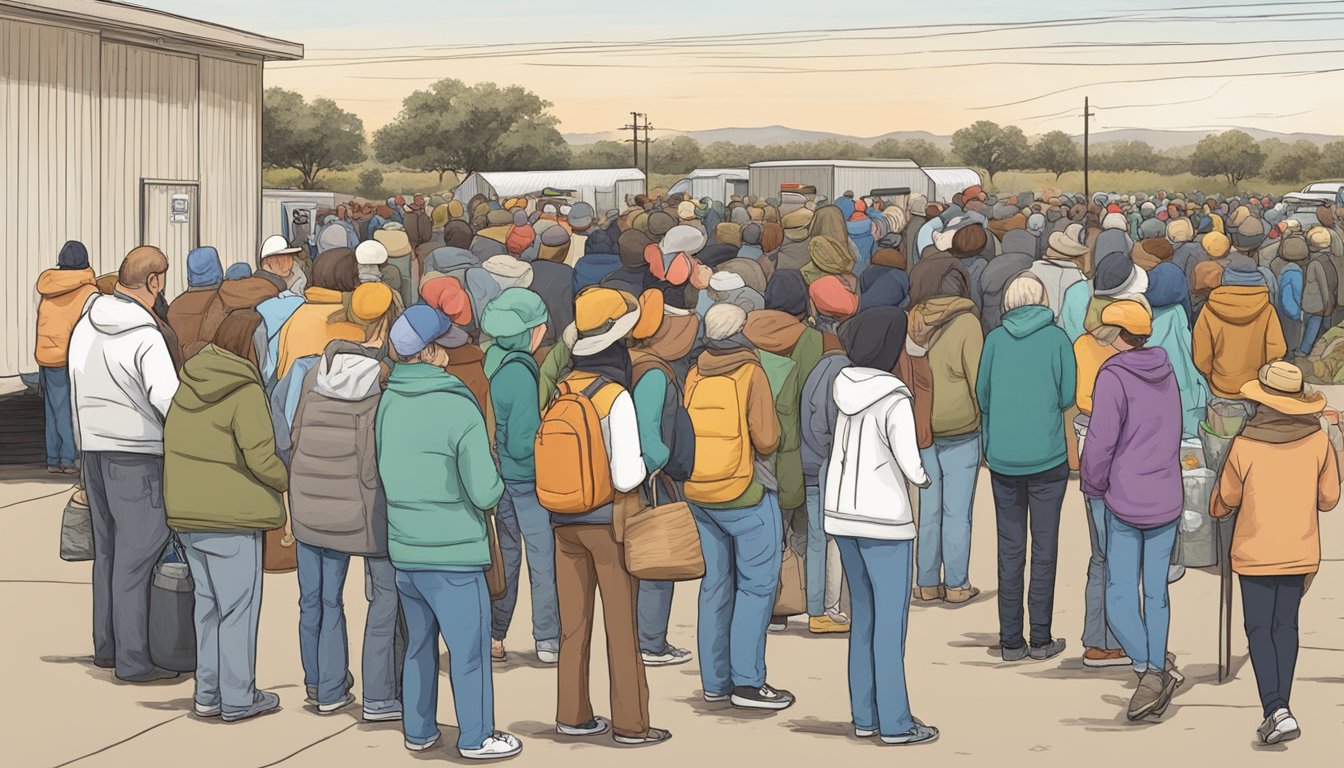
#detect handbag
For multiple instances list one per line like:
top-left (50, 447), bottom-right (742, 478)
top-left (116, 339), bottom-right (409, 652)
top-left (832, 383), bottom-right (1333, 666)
top-left (773, 546), bottom-right (807, 618)
top-left (148, 534), bottom-right (197, 673)
top-left (263, 527), bottom-right (297, 573)
top-left (59, 489), bottom-right (94, 562)
top-left (484, 509), bottom-right (507, 600)
top-left (621, 476), bottom-right (705, 582)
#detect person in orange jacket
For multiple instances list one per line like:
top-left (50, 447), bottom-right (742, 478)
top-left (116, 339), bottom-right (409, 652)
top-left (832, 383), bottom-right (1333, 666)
top-left (35, 241), bottom-right (99, 474)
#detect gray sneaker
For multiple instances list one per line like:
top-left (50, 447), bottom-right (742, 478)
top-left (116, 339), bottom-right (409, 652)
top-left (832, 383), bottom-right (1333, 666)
top-left (306, 672), bottom-right (354, 706)
top-left (1126, 671), bottom-right (1167, 721)
top-left (1001, 644), bottom-right (1029, 662)
top-left (222, 690), bottom-right (281, 723)
top-left (881, 723), bottom-right (939, 746)
top-left (1029, 638), bottom-right (1067, 661)
top-left (642, 645), bottom-right (693, 667)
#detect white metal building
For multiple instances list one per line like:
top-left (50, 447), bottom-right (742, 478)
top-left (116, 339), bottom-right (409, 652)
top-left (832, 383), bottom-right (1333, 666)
top-left (454, 168), bottom-right (646, 212)
top-left (749, 159), bottom-right (928, 201)
top-left (922, 167), bottom-right (984, 203)
top-left (667, 168), bottom-right (749, 203)
top-left (0, 0), bottom-right (302, 377)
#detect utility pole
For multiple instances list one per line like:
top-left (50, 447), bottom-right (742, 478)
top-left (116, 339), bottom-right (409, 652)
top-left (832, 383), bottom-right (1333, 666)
top-left (642, 117), bottom-right (653, 188)
top-left (1082, 97), bottom-right (1095, 207)
top-left (623, 112), bottom-right (643, 171)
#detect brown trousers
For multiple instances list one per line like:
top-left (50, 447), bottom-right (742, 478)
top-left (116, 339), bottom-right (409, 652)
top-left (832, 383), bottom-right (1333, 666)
top-left (554, 524), bottom-right (650, 738)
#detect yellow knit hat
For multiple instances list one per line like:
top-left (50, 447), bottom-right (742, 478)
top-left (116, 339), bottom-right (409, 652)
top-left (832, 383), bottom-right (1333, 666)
top-left (1202, 231), bottom-right (1230, 259)
top-left (351, 282), bottom-right (394, 322)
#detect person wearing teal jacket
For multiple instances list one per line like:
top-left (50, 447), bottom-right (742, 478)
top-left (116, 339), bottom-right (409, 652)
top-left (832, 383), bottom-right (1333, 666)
top-left (376, 305), bottom-right (521, 760)
top-left (976, 273), bottom-right (1076, 663)
top-left (1145, 263), bottom-right (1210, 439)
top-left (480, 288), bottom-right (558, 665)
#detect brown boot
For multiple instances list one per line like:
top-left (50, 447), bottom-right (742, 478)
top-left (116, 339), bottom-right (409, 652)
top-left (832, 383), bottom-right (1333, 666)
top-left (943, 585), bottom-right (981, 604)
top-left (912, 586), bottom-right (946, 602)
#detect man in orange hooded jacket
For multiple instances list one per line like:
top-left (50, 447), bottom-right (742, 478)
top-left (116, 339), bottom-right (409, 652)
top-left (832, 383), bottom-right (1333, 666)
top-left (34, 240), bottom-right (99, 473)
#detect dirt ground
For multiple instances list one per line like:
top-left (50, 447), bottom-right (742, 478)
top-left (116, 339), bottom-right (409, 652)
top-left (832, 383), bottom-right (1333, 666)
top-left (2, 429), bottom-right (1341, 767)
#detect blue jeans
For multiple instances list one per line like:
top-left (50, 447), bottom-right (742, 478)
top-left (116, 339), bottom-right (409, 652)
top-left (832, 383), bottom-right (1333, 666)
top-left (1104, 509), bottom-right (1178, 673)
top-left (491, 481), bottom-right (559, 648)
top-left (637, 579), bottom-right (675, 654)
top-left (916, 432), bottom-right (981, 589)
top-left (1299, 313), bottom-right (1326, 356)
top-left (1082, 497), bottom-right (1120, 650)
top-left (396, 568), bottom-right (493, 751)
top-left (40, 366), bottom-right (76, 468)
top-left (297, 543), bottom-right (352, 705)
top-left (836, 536), bottom-right (915, 737)
top-left (805, 484), bottom-right (826, 617)
top-left (180, 531), bottom-right (263, 715)
top-left (361, 557), bottom-right (404, 711)
top-left (690, 491), bottom-right (783, 693)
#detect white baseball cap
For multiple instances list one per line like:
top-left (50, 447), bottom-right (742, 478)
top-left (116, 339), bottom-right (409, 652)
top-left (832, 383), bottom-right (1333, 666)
top-left (355, 240), bottom-right (389, 266)
top-left (259, 234), bottom-right (302, 262)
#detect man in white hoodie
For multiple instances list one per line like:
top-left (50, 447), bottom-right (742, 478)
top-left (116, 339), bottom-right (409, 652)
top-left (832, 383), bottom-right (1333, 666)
top-left (825, 307), bottom-right (939, 747)
top-left (68, 246), bottom-right (181, 682)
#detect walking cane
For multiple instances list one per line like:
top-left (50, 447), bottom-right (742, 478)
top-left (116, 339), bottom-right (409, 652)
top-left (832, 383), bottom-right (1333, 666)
top-left (1216, 518), bottom-right (1231, 683)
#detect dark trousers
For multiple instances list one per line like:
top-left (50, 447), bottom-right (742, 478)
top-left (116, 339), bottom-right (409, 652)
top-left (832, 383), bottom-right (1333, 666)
top-left (990, 462), bottom-right (1068, 648)
top-left (1240, 574), bottom-right (1305, 718)
top-left (84, 451), bottom-right (170, 679)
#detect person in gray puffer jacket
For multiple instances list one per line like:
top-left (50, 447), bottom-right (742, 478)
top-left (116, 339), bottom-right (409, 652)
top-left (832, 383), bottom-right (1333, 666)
top-left (289, 338), bottom-right (404, 722)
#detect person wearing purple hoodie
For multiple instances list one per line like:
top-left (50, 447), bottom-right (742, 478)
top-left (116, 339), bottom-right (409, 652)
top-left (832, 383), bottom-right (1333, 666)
top-left (1079, 299), bottom-right (1185, 722)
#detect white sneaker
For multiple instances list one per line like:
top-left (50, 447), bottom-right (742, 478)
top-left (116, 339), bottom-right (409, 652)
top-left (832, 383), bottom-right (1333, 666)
top-left (1259, 708), bottom-right (1300, 745)
top-left (194, 702), bottom-right (221, 718)
top-left (317, 693), bottom-right (356, 714)
top-left (459, 731), bottom-right (523, 760)
top-left (405, 733), bottom-right (440, 752)
top-left (703, 690), bottom-right (730, 703)
top-left (535, 649), bottom-right (559, 664)
top-left (557, 717), bottom-right (610, 737)
top-left (641, 646), bottom-right (693, 667)
top-left (855, 726), bottom-right (877, 738)
top-left (768, 621), bottom-right (787, 632)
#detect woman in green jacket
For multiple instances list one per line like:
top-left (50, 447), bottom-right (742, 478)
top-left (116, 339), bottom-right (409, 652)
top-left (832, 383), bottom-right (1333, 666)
top-left (975, 272), bottom-right (1077, 662)
top-left (376, 305), bottom-right (521, 760)
top-left (164, 308), bottom-right (288, 723)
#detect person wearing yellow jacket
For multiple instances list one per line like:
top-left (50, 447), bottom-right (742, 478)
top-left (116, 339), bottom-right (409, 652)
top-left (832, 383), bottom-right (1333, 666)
top-left (34, 240), bottom-right (99, 473)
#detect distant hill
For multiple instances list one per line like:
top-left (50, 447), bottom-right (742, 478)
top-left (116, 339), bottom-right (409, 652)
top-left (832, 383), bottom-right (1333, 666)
top-left (563, 124), bottom-right (1340, 150)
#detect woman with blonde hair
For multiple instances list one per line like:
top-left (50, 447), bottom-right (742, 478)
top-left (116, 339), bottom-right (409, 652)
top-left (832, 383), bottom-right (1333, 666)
top-left (976, 271), bottom-right (1077, 661)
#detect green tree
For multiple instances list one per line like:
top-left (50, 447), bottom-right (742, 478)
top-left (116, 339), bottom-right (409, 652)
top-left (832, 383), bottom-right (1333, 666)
top-left (1320, 140), bottom-right (1344, 178)
top-left (1264, 140), bottom-right (1323, 184)
top-left (1189, 130), bottom-right (1267, 188)
top-left (701, 141), bottom-right (761, 168)
top-left (262, 88), bottom-right (366, 190)
top-left (1029, 131), bottom-right (1081, 179)
top-left (372, 79), bottom-right (569, 185)
top-left (648, 135), bottom-right (704, 175)
top-left (870, 138), bottom-right (946, 166)
top-left (1092, 140), bottom-right (1162, 173)
top-left (950, 121), bottom-right (1028, 184)
top-left (571, 140), bottom-right (634, 169)
top-left (356, 168), bottom-right (386, 198)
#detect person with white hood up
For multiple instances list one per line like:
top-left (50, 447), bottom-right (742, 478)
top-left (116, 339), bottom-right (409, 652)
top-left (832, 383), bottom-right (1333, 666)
top-left (824, 306), bottom-right (939, 747)
top-left (68, 245), bottom-right (182, 683)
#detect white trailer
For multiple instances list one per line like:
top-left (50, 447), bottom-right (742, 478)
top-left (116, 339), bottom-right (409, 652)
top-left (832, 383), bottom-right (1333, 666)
top-left (668, 168), bottom-right (749, 203)
top-left (748, 159), bottom-right (982, 204)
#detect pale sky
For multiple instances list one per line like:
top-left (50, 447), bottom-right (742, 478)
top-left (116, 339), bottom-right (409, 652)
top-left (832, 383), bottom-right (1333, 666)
top-left (139, 0), bottom-right (1344, 138)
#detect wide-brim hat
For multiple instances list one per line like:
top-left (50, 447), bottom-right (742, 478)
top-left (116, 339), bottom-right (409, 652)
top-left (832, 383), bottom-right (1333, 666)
top-left (1240, 362), bottom-right (1326, 415)
top-left (1047, 230), bottom-right (1087, 258)
top-left (564, 287), bottom-right (642, 356)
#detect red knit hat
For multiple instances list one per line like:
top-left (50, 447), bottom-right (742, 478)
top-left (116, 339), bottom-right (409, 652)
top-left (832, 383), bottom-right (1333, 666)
top-left (419, 275), bottom-right (472, 325)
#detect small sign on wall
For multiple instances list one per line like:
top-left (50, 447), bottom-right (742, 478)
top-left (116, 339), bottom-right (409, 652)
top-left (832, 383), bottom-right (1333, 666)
top-left (170, 193), bottom-right (190, 224)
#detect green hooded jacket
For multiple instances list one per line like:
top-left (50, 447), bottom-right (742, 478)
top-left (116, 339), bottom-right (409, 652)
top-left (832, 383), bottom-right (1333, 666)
top-left (376, 363), bottom-right (504, 570)
top-left (164, 344), bottom-right (288, 532)
top-left (976, 304), bottom-right (1077, 476)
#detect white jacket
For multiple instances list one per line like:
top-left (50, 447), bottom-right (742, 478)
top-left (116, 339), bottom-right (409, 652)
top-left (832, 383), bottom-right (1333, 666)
top-left (823, 367), bottom-right (929, 540)
top-left (68, 294), bottom-right (179, 455)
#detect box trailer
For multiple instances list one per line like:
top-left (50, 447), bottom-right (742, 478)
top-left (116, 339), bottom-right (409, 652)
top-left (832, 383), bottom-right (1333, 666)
top-left (748, 160), bottom-right (982, 204)
top-left (668, 168), bottom-right (749, 203)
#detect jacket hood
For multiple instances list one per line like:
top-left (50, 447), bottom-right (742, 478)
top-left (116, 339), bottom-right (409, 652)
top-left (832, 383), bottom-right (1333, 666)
top-left (695, 347), bottom-right (759, 377)
top-left (1000, 304), bottom-right (1055, 338)
top-left (833, 367), bottom-right (910, 416)
top-left (176, 344), bottom-right (261, 408)
top-left (218, 276), bottom-right (281, 312)
top-left (1101, 347), bottom-right (1172, 385)
top-left (919, 295), bottom-right (977, 327)
top-left (87, 294), bottom-right (159, 336)
top-left (38, 267), bottom-right (97, 298)
top-left (313, 340), bottom-right (383, 401)
top-left (386, 361), bottom-right (477, 399)
top-left (1144, 262), bottom-right (1188, 310)
top-left (743, 309), bottom-right (806, 354)
top-left (1000, 229), bottom-right (1037, 256)
top-left (640, 310), bottom-right (698, 362)
top-left (1205, 286), bottom-right (1271, 325)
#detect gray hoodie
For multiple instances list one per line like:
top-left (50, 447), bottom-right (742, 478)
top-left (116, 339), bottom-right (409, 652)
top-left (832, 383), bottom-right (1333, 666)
top-left (288, 340), bottom-right (388, 556)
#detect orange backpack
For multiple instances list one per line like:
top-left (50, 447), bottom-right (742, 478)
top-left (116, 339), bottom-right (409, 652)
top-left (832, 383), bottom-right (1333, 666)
top-left (535, 373), bottom-right (622, 514)
top-left (683, 364), bottom-right (757, 504)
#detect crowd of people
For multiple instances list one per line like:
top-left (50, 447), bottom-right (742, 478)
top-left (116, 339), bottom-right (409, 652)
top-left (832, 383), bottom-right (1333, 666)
top-left (31, 181), bottom-right (1344, 757)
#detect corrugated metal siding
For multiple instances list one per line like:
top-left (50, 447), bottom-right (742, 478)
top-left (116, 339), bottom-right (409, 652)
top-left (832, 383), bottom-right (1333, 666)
top-left (101, 42), bottom-right (199, 297)
top-left (199, 57), bottom-right (260, 272)
top-left (0, 19), bottom-right (100, 377)
top-left (834, 167), bottom-right (930, 200)
top-left (749, 166), bottom-right (833, 199)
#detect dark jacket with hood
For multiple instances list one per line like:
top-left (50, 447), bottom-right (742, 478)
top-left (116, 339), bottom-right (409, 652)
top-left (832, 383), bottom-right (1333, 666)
top-left (975, 252), bottom-right (1035, 334)
top-left (289, 341), bottom-right (388, 556)
top-left (163, 344), bottom-right (288, 532)
top-left (908, 252), bottom-right (972, 306)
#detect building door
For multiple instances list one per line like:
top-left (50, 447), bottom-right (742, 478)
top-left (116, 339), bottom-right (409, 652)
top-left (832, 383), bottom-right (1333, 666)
top-left (140, 180), bottom-right (200, 298)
